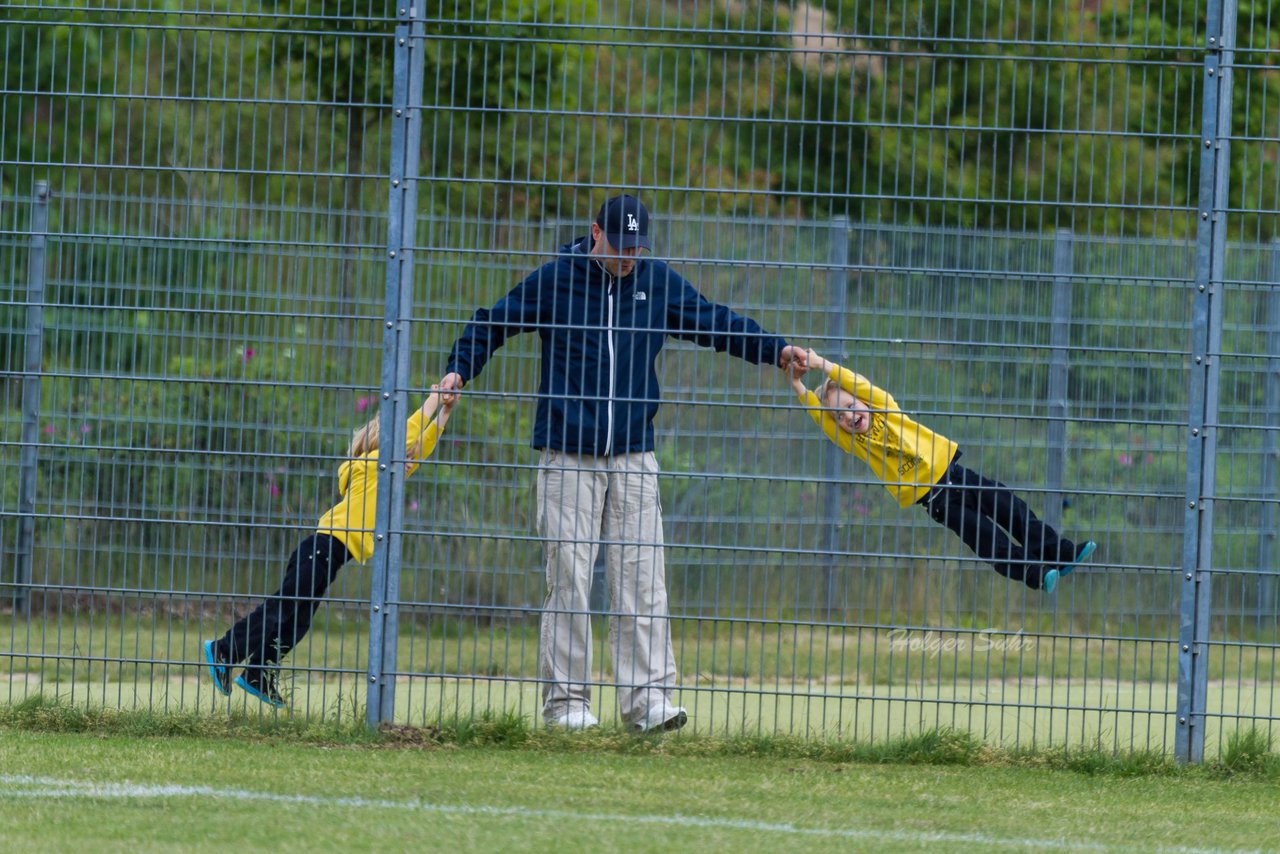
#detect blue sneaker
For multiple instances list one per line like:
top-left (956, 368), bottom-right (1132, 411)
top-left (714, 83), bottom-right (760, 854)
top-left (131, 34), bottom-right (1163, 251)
top-left (203, 640), bottom-right (231, 696)
top-left (1060, 541), bottom-right (1098, 578)
top-left (235, 669), bottom-right (286, 709)
top-left (1042, 569), bottom-right (1060, 594)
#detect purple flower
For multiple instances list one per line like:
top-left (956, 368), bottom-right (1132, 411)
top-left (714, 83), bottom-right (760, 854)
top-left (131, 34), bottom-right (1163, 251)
top-left (355, 396), bottom-right (372, 413)
top-left (242, 347), bottom-right (256, 362)
top-left (80, 424), bottom-right (92, 435)
top-left (269, 483), bottom-right (281, 497)
top-left (1118, 453), bottom-right (1133, 467)
top-left (41, 424), bottom-right (54, 436)
top-left (409, 501), bottom-right (419, 512)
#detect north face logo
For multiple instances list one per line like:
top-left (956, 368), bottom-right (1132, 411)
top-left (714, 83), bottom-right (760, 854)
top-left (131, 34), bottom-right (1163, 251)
top-left (625, 213), bottom-right (639, 232)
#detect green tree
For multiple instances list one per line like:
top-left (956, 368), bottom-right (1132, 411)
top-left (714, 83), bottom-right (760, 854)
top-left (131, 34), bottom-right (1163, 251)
top-left (1, 11), bottom-right (112, 196)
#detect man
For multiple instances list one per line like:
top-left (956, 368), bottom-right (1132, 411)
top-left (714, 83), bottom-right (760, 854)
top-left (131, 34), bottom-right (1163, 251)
top-left (440, 194), bottom-right (805, 732)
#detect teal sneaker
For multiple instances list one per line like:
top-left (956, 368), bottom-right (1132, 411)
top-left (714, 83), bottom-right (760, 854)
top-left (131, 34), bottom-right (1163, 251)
top-left (235, 669), bottom-right (286, 709)
top-left (203, 640), bottom-right (231, 696)
top-left (1060, 541), bottom-right (1098, 578)
top-left (1042, 569), bottom-right (1060, 594)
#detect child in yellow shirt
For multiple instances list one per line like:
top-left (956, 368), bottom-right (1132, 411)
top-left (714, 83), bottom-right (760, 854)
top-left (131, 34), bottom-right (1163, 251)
top-left (792, 350), bottom-right (1095, 593)
top-left (203, 388), bottom-right (455, 707)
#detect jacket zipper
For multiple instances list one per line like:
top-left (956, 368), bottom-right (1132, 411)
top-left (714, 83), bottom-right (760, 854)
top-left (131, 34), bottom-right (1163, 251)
top-left (604, 271), bottom-right (617, 456)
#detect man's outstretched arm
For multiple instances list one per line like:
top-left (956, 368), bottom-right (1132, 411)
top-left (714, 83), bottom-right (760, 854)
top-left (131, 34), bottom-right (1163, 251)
top-left (664, 271), bottom-right (804, 374)
top-left (440, 265), bottom-right (549, 399)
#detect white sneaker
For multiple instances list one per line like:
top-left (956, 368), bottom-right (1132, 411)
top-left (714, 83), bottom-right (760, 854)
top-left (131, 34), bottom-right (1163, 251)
top-left (634, 704), bottom-right (688, 733)
top-left (550, 708), bottom-right (599, 730)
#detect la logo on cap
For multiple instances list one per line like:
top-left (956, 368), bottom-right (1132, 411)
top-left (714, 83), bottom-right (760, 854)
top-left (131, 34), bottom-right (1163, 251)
top-left (626, 213), bottom-right (639, 232)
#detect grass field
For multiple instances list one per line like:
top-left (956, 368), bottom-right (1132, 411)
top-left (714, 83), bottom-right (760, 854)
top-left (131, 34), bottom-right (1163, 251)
top-left (6, 611), bottom-right (1278, 758)
top-left (6, 670), bottom-right (1266, 757)
top-left (1, 718), bottom-right (1278, 854)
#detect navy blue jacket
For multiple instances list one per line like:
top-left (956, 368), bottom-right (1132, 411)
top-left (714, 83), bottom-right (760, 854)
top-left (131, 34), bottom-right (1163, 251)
top-left (445, 237), bottom-right (788, 456)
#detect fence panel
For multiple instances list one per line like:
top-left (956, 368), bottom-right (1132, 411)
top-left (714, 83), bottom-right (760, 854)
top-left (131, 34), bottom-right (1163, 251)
top-left (2, 0), bottom-right (1277, 758)
top-left (2, 5), bottom-right (398, 722)
top-left (1196, 3), bottom-right (1280, 758)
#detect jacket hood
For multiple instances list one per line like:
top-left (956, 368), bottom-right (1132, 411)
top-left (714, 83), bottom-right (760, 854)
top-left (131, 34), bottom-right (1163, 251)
top-left (561, 236), bottom-right (642, 285)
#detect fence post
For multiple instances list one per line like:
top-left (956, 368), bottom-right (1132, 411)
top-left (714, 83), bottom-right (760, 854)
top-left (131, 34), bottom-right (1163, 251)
top-left (367, 8), bottom-right (425, 729)
top-left (821, 217), bottom-right (849, 621)
top-left (1259, 238), bottom-right (1280, 635)
top-left (14, 180), bottom-right (50, 620)
top-left (1044, 229), bottom-right (1073, 532)
top-left (1177, 0), bottom-right (1236, 764)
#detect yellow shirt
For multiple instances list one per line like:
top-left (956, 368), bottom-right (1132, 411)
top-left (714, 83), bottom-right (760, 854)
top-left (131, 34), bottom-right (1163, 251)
top-left (316, 406), bottom-right (443, 564)
top-left (801, 363), bottom-right (958, 507)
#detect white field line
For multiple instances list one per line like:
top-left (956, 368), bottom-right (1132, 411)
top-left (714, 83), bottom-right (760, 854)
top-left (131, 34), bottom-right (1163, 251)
top-left (0, 775), bottom-right (1266, 854)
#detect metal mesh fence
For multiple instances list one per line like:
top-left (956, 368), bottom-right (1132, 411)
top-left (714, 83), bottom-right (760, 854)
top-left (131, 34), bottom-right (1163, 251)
top-left (2, 0), bottom-right (1277, 760)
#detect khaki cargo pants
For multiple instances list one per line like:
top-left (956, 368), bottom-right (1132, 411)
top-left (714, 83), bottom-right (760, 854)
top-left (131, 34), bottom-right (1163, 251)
top-left (536, 449), bottom-right (678, 727)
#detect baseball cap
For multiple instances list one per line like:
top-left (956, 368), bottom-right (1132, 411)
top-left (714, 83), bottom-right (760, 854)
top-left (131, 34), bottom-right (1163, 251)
top-left (595, 194), bottom-right (651, 251)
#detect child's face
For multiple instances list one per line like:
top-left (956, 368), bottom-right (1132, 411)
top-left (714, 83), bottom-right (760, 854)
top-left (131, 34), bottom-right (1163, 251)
top-left (826, 388), bottom-right (870, 435)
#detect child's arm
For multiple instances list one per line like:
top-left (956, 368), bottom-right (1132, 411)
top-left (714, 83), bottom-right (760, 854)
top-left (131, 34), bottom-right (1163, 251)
top-left (405, 387), bottom-right (455, 463)
top-left (805, 349), bottom-right (897, 414)
top-left (429, 386), bottom-right (456, 432)
top-left (791, 372), bottom-right (854, 453)
top-left (805, 350), bottom-right (831, 375)
top-left (417, 389), bottom-right (441, 423)
top-left (415, 386), bottom-right (456, 431)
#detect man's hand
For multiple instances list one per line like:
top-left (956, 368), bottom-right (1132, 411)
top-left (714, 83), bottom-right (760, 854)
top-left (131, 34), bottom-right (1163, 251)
top-left (778, 345), bottom-right (808, 379)
top-left (439, 372), bottom-right (465, 405)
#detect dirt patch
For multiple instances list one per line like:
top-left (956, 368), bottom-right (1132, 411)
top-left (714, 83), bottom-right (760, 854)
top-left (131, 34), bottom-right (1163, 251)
top-left (377, 723), bottom-right (446, 748)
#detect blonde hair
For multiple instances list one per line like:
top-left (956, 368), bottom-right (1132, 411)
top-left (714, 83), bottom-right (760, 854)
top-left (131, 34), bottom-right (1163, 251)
top-left (819, 378), bottom-right (841, 405)
top-left (347, 415), bottom-right (380, 458)
top-left (347, 410), bottom-right (426, 459)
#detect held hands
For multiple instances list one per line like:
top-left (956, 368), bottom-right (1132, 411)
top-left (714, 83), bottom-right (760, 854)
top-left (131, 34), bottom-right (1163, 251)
top-left (784, 347), bottom-right (829, 391)
top-left (432, 383), bottom-right (457, 414)
top-left (803, 348), bottom-right (829, 374)
top-left (438, 372), bottom-right (464, 405)
top-left (433, 383), bottom-right (457, 430)
top-left (784, 347), bottom-right (868, 434)
top-left (421, 383), bottom-right (458, 429)
top-left (778, 345), bottom-right (808, 380)
top-left (785, 346), bottom-right (822, 395)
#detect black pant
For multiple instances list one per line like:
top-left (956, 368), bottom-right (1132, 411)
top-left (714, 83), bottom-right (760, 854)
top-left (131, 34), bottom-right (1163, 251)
top-left (919, 461), bottom-right (1076, 589)
top-left (218, 533), bottom-right (352, 674)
